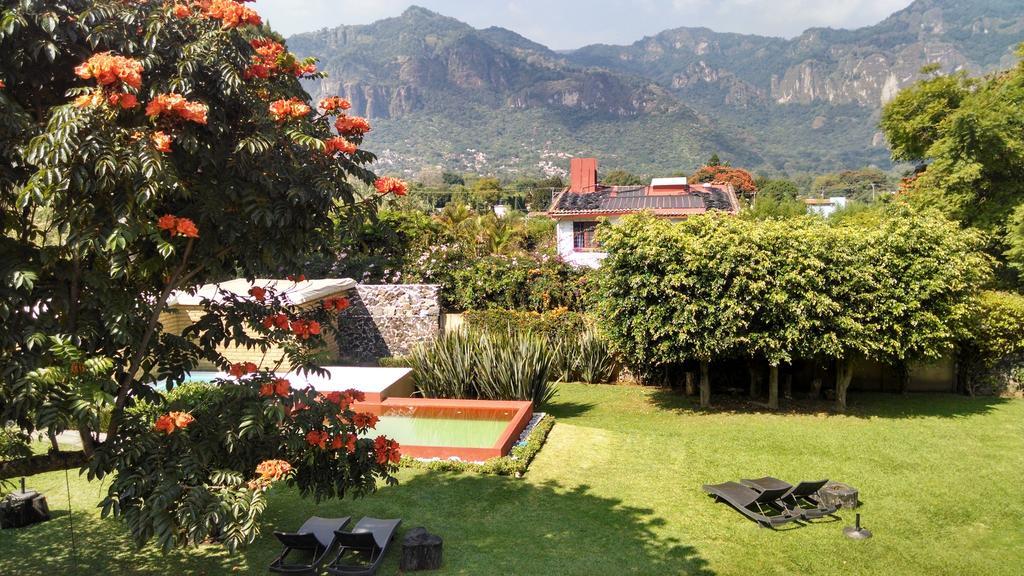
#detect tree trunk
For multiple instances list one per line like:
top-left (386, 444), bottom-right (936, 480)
top-left (768, 365), bottom-right (779, 410)
top-left (810, 373), bottom-right (823, 399)
top-left (0, 451), bottom-right (88, 480)
top-left (748, 364), bottom-right (760, 398)
top-left (784, 371), bottom-right (793, 399)
top-left (835, 358), bottom-right (854, 412)
top-left (684, 372), bottom-right (696, 397)
top-left (699, 361), bottom-right (711, 409)
top-left (897, 360), bottom-right (910, 395)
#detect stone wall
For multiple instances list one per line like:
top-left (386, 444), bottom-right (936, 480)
top-left (333, 284), bottom-right (441, 364)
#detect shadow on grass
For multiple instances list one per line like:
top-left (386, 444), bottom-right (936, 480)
top-left (0, 510), bottom-right (245, 575)
top-left (259, 473), bottom-right (714, 576)
top-left (543, 399), bottom-right (596, 419)
top-left (648, 388), bottom-right (1013, 420)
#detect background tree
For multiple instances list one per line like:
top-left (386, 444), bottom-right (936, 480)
top-left (810, 168), bottom-right (892, 203)
top-left (602, 169), bottom-right (646, 186)
top-left (880, 47), bottom-right (1024, 273)
top-left (756, 178), bottom-right (799, 201)
top-left (0, 0), bottom-right (403, 549)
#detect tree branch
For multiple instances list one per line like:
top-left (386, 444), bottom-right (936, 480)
top-left (106, 239), bottom-right (196, 440)
top-left (0, 450), bottom-right (87, 480)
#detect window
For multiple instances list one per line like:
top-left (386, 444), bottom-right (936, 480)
top-left (573, 221), bottom-right (599, 251)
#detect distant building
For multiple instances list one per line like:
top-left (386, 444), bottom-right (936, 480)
top-left (804, 196), bottom-right (848, 218)
top-left (547, 158), bottom-right (741, 267)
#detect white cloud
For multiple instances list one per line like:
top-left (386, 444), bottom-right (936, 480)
top-left (253, 0), bottom-right (915, 47)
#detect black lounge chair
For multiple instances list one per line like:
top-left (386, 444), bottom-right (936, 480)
top-left (270, 515), bottom-right (351, 575)
top-left (741, 477), bottom-right (838, 520)
top-left (702, 482), bottom-right (800, 527)
top-left (325, 517), bottom-right (402, 576)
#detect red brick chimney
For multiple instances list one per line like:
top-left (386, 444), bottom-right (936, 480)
top-left (569, 158), bottom-right (598, 193)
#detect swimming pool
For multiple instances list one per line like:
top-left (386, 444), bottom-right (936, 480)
top-left (357, 398), bottom-right (534, 461)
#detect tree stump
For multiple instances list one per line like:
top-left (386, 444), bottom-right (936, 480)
top-left (0, 490), bottom-right (51, 529)
top-left (400, 527), bottom-right (443, 571)
top-left (817, 481), bottom-right (859, 510)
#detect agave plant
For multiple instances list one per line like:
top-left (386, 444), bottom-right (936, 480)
top-left (476, 331), bottom-right (555, 405)
top-left (574, 329), bottom-right (618, 384)
top-left (407, 329), bottom-right (478, 398)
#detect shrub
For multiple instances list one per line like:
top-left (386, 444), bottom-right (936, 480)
top-left (448, 256), bottom-right (587, 312)
top-left (409, 329), bottom-right (555, 404)
top-left (463, 308), bottom-right (589, 341)
top-left (967, 291), bottom-right (1024, 361)
top-left (165, 381), bottom-right (228, 411)
top-left (0, 425), bottom-right (31, 463)
top-left (377, 356), bottom-right (412, 368)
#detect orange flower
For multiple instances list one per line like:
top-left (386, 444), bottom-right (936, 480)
top-left (75, 52), bottom-right (143, 90)
top-left (170, 411), bottom-right (194, 429)
top-left (73, 92), bottom-right (104, 108)
top-left (154, 414), bottom-right (175, 434)
top-left (255, 459), bottom-right (292, 481)
top-left (374, 177), bottom-right (408, 197)
top-left (0, 79), bottom-right (5, 89)
top-left (248, 286), bottom-right (267, 301)
top-left (259, 377), bottom-right (291, 398)
top-left (106, 92), bottom-right (138, 109)
top-left (306, 430), bottom-right (328, 448)
top-left (229, 361), bottom-right (258, 378)
top-left (287, 274), bottom-right (306, 282)
top-left (374, 436), bottom-right (401, 465)
top-left (200, 0), bottom-right (262, 29)
top-left (334, 115), bottom-right (371, 136)
top-left (175, 217), bottom-right (199, 238)
top-left (151, 131), bottom-right (172, 153)
top-left (324, 137), bottom-right (357, 155)
top-left (146, 93), bottom-right (208, 124)
top-left (172, 3), bottom-right (190, 18)
top-left (157, 214), bottom-right (178, 232)
top-left (319, 96), bottom-right (351, 112)
top-left (352, 412), bottom-right (379, 430)
top-left (289, 319), bottom-right (321, 340)
top-left (154, 411), bottom-right (193, 433)
top-left (268, 97), bottom-right (311, 122)
top-left (323, 297), bottom-right (351, 311)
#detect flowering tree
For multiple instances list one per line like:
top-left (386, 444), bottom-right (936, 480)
top-left (690, 164), bottom-right (758, 198)
top-left (0, 0), bottom-right (404, 550)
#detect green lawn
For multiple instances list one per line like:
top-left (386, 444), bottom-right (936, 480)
top-left (2, 384), bottom-right (1022, 575)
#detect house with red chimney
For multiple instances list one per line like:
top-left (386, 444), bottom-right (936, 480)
top-left (547, 158), bottom-right (741, 267)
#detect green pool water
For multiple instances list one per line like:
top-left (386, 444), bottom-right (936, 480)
top-left (370, 411), bottom-right (512, 448)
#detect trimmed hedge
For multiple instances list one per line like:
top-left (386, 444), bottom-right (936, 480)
top-left (463, 308), bottom-right (589, 341)
top-left (398, 414), bottom-right (555, 476)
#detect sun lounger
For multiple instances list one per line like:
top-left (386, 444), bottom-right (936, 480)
top-left (270, 516), bottom-right (351, 575)
top-left (741, 477), bottom-right (838, 519)
top-left (325, 517), bottom-right (402, 576)
top-left (702, 481), bottom-right (800, 527)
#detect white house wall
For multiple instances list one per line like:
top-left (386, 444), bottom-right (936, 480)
top-left (555, 219), bottom-right (612, 268)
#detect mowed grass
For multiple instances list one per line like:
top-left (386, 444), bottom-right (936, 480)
top-left (2, 384), bottom-right (1022, 575)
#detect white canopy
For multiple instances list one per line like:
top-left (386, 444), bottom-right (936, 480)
top-left (167, 278), bottom-right (356, 307)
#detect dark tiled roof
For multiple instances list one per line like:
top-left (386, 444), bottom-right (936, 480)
top-left (549, 185), bottom-right (737, 215)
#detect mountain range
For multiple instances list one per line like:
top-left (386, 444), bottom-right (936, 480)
top-left (287, 0), bottom-right (1024, 178)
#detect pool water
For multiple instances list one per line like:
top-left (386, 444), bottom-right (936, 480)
top-left (369, 408), bottom-right (514, 448)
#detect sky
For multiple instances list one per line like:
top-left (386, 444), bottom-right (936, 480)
top-left (251, 0), bottom-right (916, 49)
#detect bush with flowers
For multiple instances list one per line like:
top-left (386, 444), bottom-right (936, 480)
top-left (0, 0), bottom-right (407, 551)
